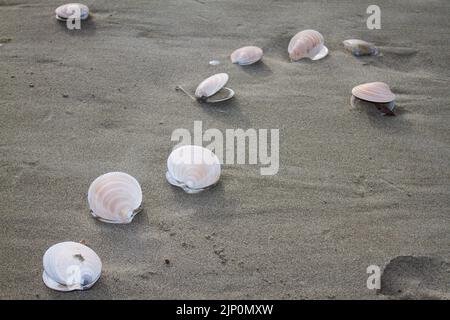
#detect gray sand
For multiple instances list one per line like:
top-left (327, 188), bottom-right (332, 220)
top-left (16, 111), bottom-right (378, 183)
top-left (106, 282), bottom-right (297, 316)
top-left (0, 0), bottom-right (449, 299)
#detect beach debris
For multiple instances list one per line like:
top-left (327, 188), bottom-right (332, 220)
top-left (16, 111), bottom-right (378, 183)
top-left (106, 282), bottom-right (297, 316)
top-left (230, 46), bottom-right (263, 65)
top-left (42, 241), bottom-right (102, 292)
top-left (209, 60), bottom-right (221, 66)
top-left (176, 73), bottom-right (234, 103)
top-left (288, 29), bottom-right (328, 61)
top-left (88, 172), bottom-right (143, 224)
top-left (343, 39), bottom-right (379, 56)
top-left (55, 3), bottom-right (90, 21)
top-left (166, 145), bottom-right (221, 194)
top-left (351, 82), bottom-right (396, 115)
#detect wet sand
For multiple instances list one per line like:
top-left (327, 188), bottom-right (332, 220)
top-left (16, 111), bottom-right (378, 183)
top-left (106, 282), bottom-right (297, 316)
top-left (0, 0), bottom-right (449, 299)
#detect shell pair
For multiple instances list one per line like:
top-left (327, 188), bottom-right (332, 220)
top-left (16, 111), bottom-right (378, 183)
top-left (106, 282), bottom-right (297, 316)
top-left (351, 82), bottom-right (396, 115)
top-left (55, 3), bottom-right (89, 21)
top-left (43, 241), bottom-right (102, 292)
top-left (288, 29), bottom-right (328, 61)
top-left (176, 73), bottom-right (234, 103)
top-left (166, 145), bottom-right (221, 194)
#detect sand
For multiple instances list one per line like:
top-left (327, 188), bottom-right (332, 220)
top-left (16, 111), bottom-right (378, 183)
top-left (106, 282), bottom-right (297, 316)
top-left (0, 0), bottom-right (449, 299)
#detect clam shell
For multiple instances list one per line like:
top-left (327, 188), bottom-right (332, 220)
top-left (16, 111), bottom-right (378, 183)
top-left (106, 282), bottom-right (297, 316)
top-left (343, 39), bottom-right (378, 56)
top-left (352, 82), bottom-right (395, 103)
top-left (288, 29), bottom-right (328, 61)
top-left (55, 3), bottom-right (89, 20)
top-left (87, 172), bottom-right (143, 224)
top-left (43, 241), bottom-right (102, 292)
top-left (166, 145), bottom-right (221, 193)
top-left (230, 46), bottom-right (263, 65)
top-left (195, 73), bottom-right (229, 99)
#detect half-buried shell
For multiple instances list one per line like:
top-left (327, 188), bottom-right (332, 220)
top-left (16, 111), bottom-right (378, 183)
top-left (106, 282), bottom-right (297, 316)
top-left (351, 82), bottom-right (396, 115)
top-left (230, 46), bottom-right (263, 65)
top-left (343, 39), bottom-right (379, 56)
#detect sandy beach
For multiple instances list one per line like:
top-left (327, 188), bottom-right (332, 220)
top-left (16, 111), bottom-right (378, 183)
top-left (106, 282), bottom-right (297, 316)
top-left (0, 0), bottom-right (449, 299)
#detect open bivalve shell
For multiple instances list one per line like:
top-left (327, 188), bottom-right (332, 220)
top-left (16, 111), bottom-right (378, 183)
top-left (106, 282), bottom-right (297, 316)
top-left (231, 46), bottom-right (263, 65)
top-left (88, 172), bottom-right (143, 224)
top-left (42, 241), bottom-right (102, 292)
top-left (288, 29), bottom-right (328, 61)
top-left (351, 82), bottom-right (396, 115)
top-left (176, 73), bottom-right (234, 103)
top-left (343, 39), bottom-right (379, 56)
top-left (166, 145), bottom-right (221, 194)
top-left (55, 3), bottom-right (89, 21)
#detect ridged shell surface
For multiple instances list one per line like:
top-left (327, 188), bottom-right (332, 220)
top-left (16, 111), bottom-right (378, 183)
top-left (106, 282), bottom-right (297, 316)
top-left (288, 29), bottom-right (328, 61)
top-left (343, 39), bottom-right (378, 56)
top-left (230, 46), bottom-right (263, 65)
top-left (55, 3), bottom-right (89, 20)
top-left (42, 241), bottom-right (102, 292)
top-left (352, 82), bottom-right (395, 103)
top-left (166, 145), bottom-right (221, 193)
top-left (87, 172), bottom-right (142, 224)
top-left (195, 73), bottom-right (229, 99)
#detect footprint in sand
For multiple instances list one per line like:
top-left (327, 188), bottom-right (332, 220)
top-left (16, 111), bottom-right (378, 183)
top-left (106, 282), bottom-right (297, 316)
top-left (379, 256), bottom-right (450, 299)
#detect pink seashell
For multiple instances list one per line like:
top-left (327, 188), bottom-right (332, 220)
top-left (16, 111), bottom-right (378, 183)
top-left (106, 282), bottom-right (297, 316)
top-left (352, 82), bottom-right (395, 103)
top-left (288, 29), bottom-right (328, 61)
top-left (55, 3), bottom-right (89, 20)
top-left (230, 46), bottom-right (263, 65)
top-left (351, 82), bottom-right (396, 115)
top-left (195, 73), bottom-right (229, 99)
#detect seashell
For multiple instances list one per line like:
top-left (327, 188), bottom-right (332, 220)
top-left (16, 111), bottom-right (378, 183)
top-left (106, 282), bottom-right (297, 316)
top-left (195, 73), bottom-right (229, 100)
top-left (351, 82), bottom-right (396, 115)
top-left (166, 145), bottom-right (221, 193)
top-left (42, 241), bottom-right (102, 292)
top-left (176, 73), bottom-right (234, 103)
top-left (230, 46), bottom-right (263, 65)
top-left (343, 39), bottom-right (378, 56)
top-left (55, 3), bottom-right (89, 21)
top-left (288, 29), bottom-right (328, 61)
top-left (88, 172), bottom-right (143, 224)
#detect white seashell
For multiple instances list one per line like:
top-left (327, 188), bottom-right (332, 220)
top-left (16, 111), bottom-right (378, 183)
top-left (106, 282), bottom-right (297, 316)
top-left (42, 241), bottom-right (102, 292)
top-left (87, 172), bottom-right (143, 224)
top-left (55, 3), bottom-right (90, 21)
top-left (166, 145), bottom-right (221, 193)
top-left (195, 73), bottom-right (229, 99)
top-left (351, 82), bottom-right (396, 115)
top-left (343, 39), bottom-right (378, 56)
top-left (288, 29), bottom-right (328, 61)
top-left (230, 46), bottom-right (263, 65)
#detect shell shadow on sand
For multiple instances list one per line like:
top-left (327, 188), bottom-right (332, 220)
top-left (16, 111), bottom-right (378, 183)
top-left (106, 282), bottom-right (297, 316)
top-left (361, 46), bottom-right (419, 72)
top-left (235, 60), bottom-right (273, 77)
top-left (379, 256), bottom-right (450, 299)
